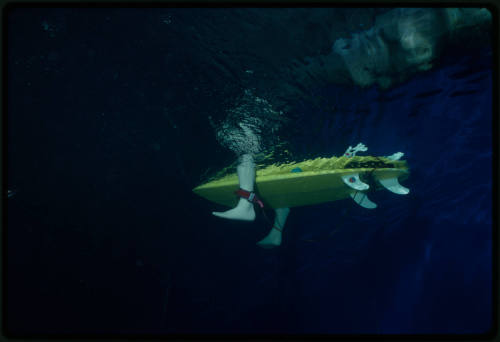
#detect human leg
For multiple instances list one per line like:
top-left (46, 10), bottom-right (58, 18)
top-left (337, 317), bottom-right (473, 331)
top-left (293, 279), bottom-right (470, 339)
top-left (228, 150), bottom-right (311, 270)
top-left (256, 207), bottom-right (290, 248)
top-left (212, 153), bottom-right (256, 221)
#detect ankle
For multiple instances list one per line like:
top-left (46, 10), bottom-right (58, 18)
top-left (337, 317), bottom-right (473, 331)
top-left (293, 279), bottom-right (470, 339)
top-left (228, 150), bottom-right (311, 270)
top-left (238, 197), bottom-right (254, 209)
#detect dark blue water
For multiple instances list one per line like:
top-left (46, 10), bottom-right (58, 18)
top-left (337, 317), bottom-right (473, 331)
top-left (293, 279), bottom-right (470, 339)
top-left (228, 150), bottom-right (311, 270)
top-left (5, 7), bottom-right (495, 336)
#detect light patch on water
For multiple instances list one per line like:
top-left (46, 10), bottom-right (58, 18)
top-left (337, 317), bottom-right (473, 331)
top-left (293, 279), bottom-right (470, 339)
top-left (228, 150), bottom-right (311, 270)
top-left (215, 89), bottom-right (287, 159)
top-left (40, 20), bottom-right (59, 38)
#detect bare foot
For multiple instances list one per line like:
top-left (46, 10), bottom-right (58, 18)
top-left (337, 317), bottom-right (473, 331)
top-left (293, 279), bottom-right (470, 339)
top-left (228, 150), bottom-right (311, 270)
top-left (212, 198), bottom-right (255, 221)
top-left (257, 228), bottom-right (282, 249)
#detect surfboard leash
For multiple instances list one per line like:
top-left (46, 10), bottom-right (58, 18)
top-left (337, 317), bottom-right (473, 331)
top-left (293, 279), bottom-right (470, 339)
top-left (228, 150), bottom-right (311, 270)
top-left (234, 188), bottom-right (274, 225)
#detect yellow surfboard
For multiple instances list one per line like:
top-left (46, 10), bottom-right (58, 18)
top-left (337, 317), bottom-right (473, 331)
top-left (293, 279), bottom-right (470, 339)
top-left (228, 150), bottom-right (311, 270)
top-left (193, 155), bottom-right (409, 209)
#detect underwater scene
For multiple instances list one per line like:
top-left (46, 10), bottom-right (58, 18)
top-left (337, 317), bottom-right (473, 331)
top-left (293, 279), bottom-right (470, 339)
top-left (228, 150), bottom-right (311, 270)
top-left (6, 6), bottom-right (495, 336)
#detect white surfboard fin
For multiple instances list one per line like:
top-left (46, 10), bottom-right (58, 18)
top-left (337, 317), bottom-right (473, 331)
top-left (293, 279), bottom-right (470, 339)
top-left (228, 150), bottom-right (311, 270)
top-left (342, 173), bottom-right (369, 191)
top-left (378, 177), bottom-right (409, 195)
top-left (386, 152), bottom-right (404, 161)
top-left (350, 192), bottom-right (377, 209)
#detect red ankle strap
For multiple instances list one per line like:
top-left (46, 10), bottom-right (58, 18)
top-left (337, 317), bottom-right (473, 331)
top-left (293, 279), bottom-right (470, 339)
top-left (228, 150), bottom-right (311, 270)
top-left (235, 189), bottom-right (264, 208)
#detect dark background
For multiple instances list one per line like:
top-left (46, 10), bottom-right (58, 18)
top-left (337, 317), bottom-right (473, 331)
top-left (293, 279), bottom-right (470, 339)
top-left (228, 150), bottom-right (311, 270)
top-left (5, 7), bottom-right (494, 335)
